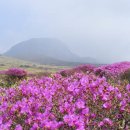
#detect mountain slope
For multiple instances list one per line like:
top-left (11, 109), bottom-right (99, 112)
top-left (0, 55), bottom-right (70, 73)
top-left (5, 38), bottom-right (96, 65)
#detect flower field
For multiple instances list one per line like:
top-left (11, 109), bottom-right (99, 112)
top-left (0, 62), bottom-right (130, 130)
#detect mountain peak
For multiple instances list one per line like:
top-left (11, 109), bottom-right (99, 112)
top-left (5, 38), bottom-right (96, 65)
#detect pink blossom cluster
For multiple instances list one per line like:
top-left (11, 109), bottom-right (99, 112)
top-left (0, 71), bottom-right (6, 75)
top-left (0, 73), bottom-right (130, 129)
top-left (59, 64), bottom-right (95, 77)
top-left (59, 62), bottom-right (130, 80)
top-left (5, 68), bottom-right (27, 78)
top-left (94, 62), bottom-right (130, 78)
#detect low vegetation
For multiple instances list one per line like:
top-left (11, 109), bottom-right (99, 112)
top-left (0, 62), bottom-right (130, 129)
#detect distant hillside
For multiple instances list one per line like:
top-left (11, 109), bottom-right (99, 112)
top-left (5, 38), bottom-right (96, 65)
top-left (0, 55), bottom-right (44, 71)
top-left (0, 55), bottom-right (68, 73)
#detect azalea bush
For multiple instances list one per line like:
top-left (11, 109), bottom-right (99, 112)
top-left (94, 62), bottom-right (130, 80)
top-left (120, 69), bottom-right (130, 83)
top-left (0, 73), bottom-right (130, 129)
top-left (0, 63), bottom-right (130, 129)
top-left (59, 64), bottom-right (95, 77)
top-left (0, 68), bottom-right (27, 87)
top-left (5, 68), bottom-right (27, 79)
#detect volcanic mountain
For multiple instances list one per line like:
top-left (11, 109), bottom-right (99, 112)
top-left (5, 38), bottom-right (96, 66)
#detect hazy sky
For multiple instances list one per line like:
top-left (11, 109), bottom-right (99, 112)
top-left (0, 0), bottom-right (130, 63)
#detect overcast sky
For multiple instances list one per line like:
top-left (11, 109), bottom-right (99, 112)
top-left (0, 0), bottom-right (130, 63)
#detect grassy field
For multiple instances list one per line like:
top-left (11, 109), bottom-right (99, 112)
top-left (0, 55), bottom-right (69, 74)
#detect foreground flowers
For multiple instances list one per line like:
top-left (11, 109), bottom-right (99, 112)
top-left (0, 70), bottom-right (130, 129)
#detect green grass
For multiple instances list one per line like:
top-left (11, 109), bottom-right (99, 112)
top-left (0, 56), bottom-right (69, 74)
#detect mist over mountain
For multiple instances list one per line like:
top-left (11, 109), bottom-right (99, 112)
top-left (4, 38), bottom-right (96, 66)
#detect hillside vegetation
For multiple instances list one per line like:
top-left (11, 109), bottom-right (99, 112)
top-left (0, 62), bottom-right (130, 129)
top-left (0, 55), bottom-right (68, 73)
